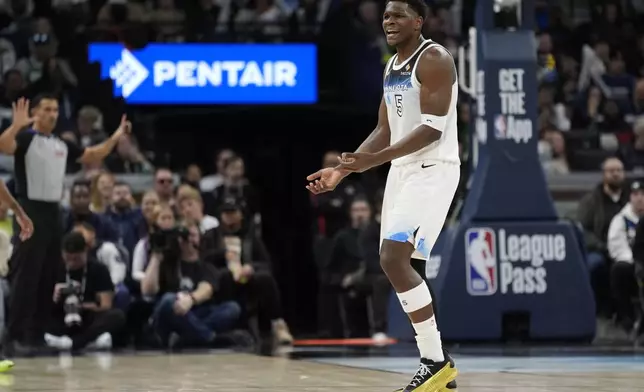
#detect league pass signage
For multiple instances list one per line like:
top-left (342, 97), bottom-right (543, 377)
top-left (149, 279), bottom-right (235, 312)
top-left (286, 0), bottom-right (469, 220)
top-left (465, 228), bottom-right (566, 296)
top-left (88, 43), bottom-right (318, 104)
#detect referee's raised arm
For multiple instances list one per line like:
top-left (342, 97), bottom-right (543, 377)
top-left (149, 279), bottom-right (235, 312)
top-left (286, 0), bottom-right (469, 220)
top-left (0, 98), bottom-right (35, 155)
top-left (1, 93), bottom-right (130, 357)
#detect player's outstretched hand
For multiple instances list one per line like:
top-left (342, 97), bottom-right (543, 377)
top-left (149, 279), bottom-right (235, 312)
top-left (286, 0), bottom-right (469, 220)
top-left (11, 97), bottom-right (35, 129)
top-left (16, 210), bottom-right (33, 241)
top-left (306, 167), bottom-right (346, 194)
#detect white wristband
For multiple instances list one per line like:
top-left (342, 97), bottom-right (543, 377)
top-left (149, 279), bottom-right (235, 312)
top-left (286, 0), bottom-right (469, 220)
top-left (421, 114), bottom-right (447, 132)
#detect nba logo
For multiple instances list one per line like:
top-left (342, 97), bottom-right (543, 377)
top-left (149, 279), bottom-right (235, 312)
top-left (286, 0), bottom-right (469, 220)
top-left (494, 114), bottom-right (506, 139)
top-left (465, 228), bottom-right (498, 296)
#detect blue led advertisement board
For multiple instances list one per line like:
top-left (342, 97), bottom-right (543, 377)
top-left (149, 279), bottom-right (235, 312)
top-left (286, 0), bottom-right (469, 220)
top-left (88, 43), bottom-right (317, 104)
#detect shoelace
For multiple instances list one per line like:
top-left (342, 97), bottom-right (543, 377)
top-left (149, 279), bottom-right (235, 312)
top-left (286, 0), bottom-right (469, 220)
top-left (409, 363), bottom-right (433, 387)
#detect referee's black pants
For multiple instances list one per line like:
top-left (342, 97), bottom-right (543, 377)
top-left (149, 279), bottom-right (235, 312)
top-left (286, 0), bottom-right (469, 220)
top-left (7, 200), bottom-right (62, 345)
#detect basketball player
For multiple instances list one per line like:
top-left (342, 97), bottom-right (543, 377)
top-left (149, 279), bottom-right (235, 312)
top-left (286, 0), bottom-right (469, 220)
top-left (306, 0), bottom-right (459, 390)
top-left (0, 152), bottom-right (33, 372)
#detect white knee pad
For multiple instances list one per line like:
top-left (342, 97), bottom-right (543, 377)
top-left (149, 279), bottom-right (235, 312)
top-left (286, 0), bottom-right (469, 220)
top-left (396, 281), bottom-right (432, 313)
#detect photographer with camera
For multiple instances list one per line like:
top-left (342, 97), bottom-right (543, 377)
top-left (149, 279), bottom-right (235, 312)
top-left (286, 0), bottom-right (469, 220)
top-left (72, 222), bottom-right (130, 311)
top-left (131, 204), bottom-right (176, 286)
top-left (45, 232), bottom-right (125, 351)
top-left (140, 221), bottom-right (241, 348)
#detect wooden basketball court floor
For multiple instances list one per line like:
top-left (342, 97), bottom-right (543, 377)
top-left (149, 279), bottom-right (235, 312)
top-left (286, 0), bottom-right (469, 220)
top-left (0, 351), bottom-right (642, 391)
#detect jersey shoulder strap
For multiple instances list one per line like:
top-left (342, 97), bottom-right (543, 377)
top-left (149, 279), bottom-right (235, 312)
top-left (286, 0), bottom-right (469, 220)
top-left (383, 54), bottom-right (396, 79)
top-left (406, 40), bottom-right (435, 69)
top-left (411, 41), bottom-right (457, 87)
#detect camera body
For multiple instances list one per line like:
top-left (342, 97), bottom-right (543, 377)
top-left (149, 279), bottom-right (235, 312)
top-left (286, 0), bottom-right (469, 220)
top-left (149, 226), bottom-right (190, 255)
top-left (60, 281), bottom-right (83, 327)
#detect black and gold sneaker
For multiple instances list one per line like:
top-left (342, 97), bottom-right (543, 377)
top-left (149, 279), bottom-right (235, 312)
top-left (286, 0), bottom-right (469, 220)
top-left (400, 356), bottom-right (458, 392)
top-left (0, 357), bottom-right (14, 372)
top-left (440, 349), bottom-right (458, 391)
top-left (443, 381), bottom-right (457, 391)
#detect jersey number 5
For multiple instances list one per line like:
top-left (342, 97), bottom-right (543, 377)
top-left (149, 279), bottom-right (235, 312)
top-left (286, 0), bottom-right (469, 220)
top-left (395, 94), bottom-right (403, 117)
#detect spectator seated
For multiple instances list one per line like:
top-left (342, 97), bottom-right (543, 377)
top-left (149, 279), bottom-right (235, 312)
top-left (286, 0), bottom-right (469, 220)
top-left (128, 203), bottom-right (175, 346)
top-left (213, 201), bottom-right (293, 345)
top-left (62, 179), bottom-right (118, 243)
top-left (72, 222), bottom-right (130, 311)
top-left (323, 197), bottom-right (389, 341)
top-left (140, 221), bottom-right (241, 349)
top-left (45, 232), bottom-right (125, 352)
top-left (607, 181), bottom-right (644, 336)
top-left (104, 181), bottom-right (144, 257)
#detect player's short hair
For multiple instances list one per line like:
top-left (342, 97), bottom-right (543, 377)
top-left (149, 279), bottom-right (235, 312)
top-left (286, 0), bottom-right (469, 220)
top-left (31, 92), bottom-right (58, 108)
top-left (388, 0), bottom-right (429, 20)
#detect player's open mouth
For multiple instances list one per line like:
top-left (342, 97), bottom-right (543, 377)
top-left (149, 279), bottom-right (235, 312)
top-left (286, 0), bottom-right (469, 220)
top-left (386, 31), bottom-right (399, 38)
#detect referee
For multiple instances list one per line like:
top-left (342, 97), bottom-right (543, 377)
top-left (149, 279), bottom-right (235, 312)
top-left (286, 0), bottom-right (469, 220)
top-left (0, 94), bottom-right (131, 356)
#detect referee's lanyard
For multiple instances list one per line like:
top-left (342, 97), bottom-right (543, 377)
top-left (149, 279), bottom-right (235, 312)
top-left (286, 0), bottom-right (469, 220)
top-left (65, 266), bottom-right (87, 303)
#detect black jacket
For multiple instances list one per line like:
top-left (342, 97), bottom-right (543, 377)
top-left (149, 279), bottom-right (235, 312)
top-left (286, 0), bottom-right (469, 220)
top-left (326, 220), bottom-right (380, 282)
top-left (577, 184), bottom-right (629, 252)
top-left (205, 222), bottom-right (272, 271)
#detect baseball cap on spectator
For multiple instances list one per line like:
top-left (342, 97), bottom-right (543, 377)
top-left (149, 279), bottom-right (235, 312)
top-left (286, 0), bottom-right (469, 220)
top-left (631, 180), bottom-right (644, 193)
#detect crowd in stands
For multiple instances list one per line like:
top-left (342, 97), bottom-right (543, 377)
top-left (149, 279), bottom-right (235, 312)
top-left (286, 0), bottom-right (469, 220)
top-left (0, 0), bottom-right (308, 354)
top-left (574, 156), bottom-right (644, 345)
top-left (0, 0), bottom-right (642, 353)
top-left (530, 1), bottom-right (644, 174)
top-left (0, 150), bottom-right (294, 353)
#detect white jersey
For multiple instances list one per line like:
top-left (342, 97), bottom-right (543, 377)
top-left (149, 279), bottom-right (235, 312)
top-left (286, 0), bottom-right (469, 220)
top-left (383, 40), bottom-right (460, 166)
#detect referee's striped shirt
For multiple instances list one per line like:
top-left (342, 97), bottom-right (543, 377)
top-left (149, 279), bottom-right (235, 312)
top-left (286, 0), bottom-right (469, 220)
top-left (13, 130), bottom-right (84, 203)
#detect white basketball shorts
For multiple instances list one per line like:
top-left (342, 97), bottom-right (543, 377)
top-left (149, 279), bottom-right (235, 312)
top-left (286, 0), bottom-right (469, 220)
top-left (380, 160), bottom-right (460, 260)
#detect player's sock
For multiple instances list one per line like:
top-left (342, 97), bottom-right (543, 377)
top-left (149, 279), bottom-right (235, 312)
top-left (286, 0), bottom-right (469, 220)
top-left (412, 316), bottom-right (444, 361)
top-left (396, 281), bottom-right (444, 362)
